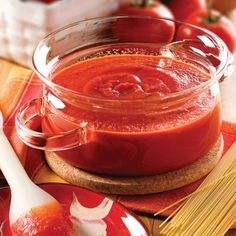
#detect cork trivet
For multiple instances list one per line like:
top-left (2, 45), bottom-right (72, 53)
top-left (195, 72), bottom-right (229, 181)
top-left (45, 135), bottom-right (223, 195)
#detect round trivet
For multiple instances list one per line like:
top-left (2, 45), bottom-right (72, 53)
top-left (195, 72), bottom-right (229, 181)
top-left (45, 135), bottom-right (223, 195)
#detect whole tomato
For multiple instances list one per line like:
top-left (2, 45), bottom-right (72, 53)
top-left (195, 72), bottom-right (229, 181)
top-left (166, 0), bottom-right (207, 22)
top-left (178, 10), bottom-right (236, 53)
top-left (116, 0), bottom-right (174, 19)
top-left (113, 0), bottom-right (175, 43)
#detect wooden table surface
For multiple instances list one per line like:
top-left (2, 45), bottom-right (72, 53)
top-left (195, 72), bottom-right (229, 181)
top-left (138, 57), bottom-right (236, 235)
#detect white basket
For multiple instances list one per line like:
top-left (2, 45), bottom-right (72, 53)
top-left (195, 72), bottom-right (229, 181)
top-left (0, 0), bottom-right (120, 67)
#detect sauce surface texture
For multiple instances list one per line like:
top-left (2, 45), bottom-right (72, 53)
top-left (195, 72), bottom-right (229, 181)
top-left (11, 202), bottom-right (73, 236)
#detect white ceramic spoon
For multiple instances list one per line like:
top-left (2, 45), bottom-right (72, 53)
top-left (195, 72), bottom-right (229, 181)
top-left (0, 110), bottom-right (57, 225)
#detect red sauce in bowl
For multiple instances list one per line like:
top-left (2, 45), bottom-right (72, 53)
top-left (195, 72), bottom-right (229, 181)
top-left (42, 48), bottom-right (221, 176)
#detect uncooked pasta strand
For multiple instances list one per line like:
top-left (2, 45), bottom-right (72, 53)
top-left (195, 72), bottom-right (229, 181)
top-left (155, 168), bottom-right (236, 216)
top-left (158, 141), bottom-right (236, 236)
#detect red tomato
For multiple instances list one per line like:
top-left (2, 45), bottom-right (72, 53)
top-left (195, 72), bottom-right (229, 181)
top-left (115, 0), bottom-right (174, 19)
top-left (178, 10), bottom-right (236, 53)
top-left (167, 0), bottom-right (207, 22)
top-left (112, 1), bottom-right (175, 43)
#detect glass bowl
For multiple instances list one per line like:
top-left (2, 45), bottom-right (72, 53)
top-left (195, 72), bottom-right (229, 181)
top-left (16, 16), bottom-right (233, 176)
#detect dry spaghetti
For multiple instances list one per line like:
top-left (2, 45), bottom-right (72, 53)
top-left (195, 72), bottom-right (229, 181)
top-left (156, 141), bottom-right (236, 236)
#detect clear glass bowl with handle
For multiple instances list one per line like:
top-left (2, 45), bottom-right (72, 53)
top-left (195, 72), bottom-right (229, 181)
top-left (15, 16), bottom-right (233, 177)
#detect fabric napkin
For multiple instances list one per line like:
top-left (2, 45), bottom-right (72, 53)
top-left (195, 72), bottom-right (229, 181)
top-left (0, 59), bottom-right (43, 179)
top-left (1, 58), bottom-right (236, 217)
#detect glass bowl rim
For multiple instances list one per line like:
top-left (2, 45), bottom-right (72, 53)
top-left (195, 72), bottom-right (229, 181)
top-left (32, 15), bottom-right (230, 108)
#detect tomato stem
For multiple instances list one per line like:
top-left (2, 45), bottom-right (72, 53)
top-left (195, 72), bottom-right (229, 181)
top-left (207, 0), bottom-right (215, 22)
top-left (131, 0), bottom-right (154, 7)
top-left (203, 0), bottom-right (222, 23)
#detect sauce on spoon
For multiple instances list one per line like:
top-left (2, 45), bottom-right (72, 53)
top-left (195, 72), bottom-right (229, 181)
top-left (11, 202), bottom-right (74, 236)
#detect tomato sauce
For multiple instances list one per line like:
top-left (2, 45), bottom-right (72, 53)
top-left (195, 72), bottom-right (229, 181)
top-left (11, 202), bottom-right (73, 236)
top-left (42, 48), bottom-right (221, 176)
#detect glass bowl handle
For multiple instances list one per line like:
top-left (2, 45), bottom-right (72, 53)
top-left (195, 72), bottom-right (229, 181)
top-left (15, 98), bottom-right (91, 151)
top-left (219, 52), bottom-right (234, 83)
